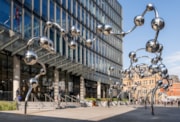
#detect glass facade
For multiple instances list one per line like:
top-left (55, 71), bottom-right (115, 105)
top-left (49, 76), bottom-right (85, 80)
top-left (0, 0), bottom-right (123, 100)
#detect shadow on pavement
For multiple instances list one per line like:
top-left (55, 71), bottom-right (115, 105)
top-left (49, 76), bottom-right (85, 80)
top-left (100, 106), bottom-right (180, 122)
top-left (0, 106), bottom-right (180, 122)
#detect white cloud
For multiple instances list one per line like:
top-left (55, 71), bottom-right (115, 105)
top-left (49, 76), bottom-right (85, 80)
top-left (164, 51), bottom-right (180, 78)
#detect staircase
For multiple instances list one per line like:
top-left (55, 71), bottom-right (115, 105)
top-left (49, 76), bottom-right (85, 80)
top-left (17, 94), bottom-right (81, 111)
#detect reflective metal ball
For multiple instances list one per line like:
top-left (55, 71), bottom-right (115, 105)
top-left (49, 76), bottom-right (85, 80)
top-left (129, 51), bottom-right (136, 59)
top-left (85, 39), bottom-right (93, 48)
top-left (151, 17), bottom-right (165, 31)
top-left (157, 44), bottom-right (163, 53)
top-left (97, 24), bottom-right (104, 33)
top-left (146, 3), bottom-right (154, 11)
top-left (134, 15), bottom-right (144, 26)
top-left (103, 24), bottom-right (112, 35)
top-left (146, 39), bottom-right (160, 53)
top-left (132, 57), bottom-right (138, 63)
top-left (70, 26), bottom-right (77, 36)
top-left (151, 58), bottom-right (159, 64)
top-left (157, 80), bottom-right (163, 86)
top-left (76, 29), bottom-right (80, 36)
top-left (139, 73), bottom-right (144, 79)
top-left (24, 50), bottom-right (38, 65)
top-left (109, 66), bottom-right (115, 71)
top-left (29, 78), bottom-right (38, 88)
top-left (148, 64), bottom-right (159, 74)
top-left (38, 36), bottom-right (55, 54)
top-left (60, 28), bottom-right (66, 35)
top-left (163, 84), bottom-right (169, 90)
top-left (45, 21), bottom-right (53, 28)
top-left (69, 41), bottom-right (77, 49)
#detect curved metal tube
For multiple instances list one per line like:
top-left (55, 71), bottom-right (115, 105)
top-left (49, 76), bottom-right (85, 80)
top-left (35, 60), bottom-right (46, 79)
top-left (27, 37), bottom-right (40, 50)
top-left (151, 86), bottom-right (158, 115)
top-left (144, 89), bottom-right (152, 109)
top-left (24, 86), bottom-right (32, 114)
top-left (43, 21), bottom-right (64, 36)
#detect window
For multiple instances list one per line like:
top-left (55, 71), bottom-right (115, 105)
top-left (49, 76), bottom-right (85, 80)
top-left (42, 0), bottom-right (48, 20)
top-left (0, 0), bottom-right (10, 27)
top-left (56, 6), bottom-right (60, 24)
top-left (50, 0), bottom-right (54, 21)
top-left (13, 5), bottom-right (22, 33)
top-left (34, 17), bottom-right (40, 37)
top-left (24, 11), bottom-right (31, 38)
top-left (24, 0), bottom-right (32, 10)
top-left (68, 0), bottom-right (71, 12)
top-left (34, 0), bottom-right (40, 15)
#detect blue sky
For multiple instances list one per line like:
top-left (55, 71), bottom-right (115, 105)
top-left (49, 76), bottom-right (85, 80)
top-left (118, 0), bottom-right (180, 78)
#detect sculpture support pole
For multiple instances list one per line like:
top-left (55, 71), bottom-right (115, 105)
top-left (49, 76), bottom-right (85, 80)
top-left (24, 86), bottom-right (32, 114)
top-left (151, 86), bottom-right (158, 115)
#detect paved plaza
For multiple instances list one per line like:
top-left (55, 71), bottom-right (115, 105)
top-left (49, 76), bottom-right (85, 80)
top-left (0, 105), bottom-right (180, 122)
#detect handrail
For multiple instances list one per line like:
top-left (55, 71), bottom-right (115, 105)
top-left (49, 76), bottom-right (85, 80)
top-left (64, 95), bottom-right (78, 103)
top-left (44, 93), bottom-right (54, 102)
top-left (71, 95), bottom-right (80, 103)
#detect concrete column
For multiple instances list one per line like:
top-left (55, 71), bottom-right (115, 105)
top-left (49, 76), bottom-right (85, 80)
top-left (54, 69), bottom-right (59, 102)
top-left (97, 81), bottom-right (101, 99)
top-left (80, 76), bottom-right (85, 100)
top-left (13, 56), bottom-right (20, 100)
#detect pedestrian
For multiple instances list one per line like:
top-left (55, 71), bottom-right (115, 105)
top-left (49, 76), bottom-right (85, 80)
top-left (16, 88), bottom-right (20, 101)
top-left (178, 100), bottom-right (180, 108)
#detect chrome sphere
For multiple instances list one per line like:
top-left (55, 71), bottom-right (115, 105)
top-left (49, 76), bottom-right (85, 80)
top-left (132, 57), bottom-right (138, 63)
top-left (76, 29), bottom-right (80, 36)
top-left (120, 31), bottom-right (126, 37)
top-left (163, 84), bottom-right (169, 90)
top-left (124, 69), bottom-right (130, 75)
top-left (134, 15), bottom-right (144, 26)
top-left (24, 50), bottom-right (38, 65)
top-left (151, 58), bottom-right (159, 64)
top-left (109, 66), bottom-right (115, 71)
top-left (157, 44), bottom-right (163, 53)
top-left (96, 24), bottom-right (104, 33)
top-left (157, 80), bottom-right (163, 86)
top-left (45, 21), bottom-right (53, 28)
top-left (158, 64), bottom-right (166, 69)
top-left (151, 17), bottom-right (165, 31)
top-left (85, 39), bottom-right (93, 48)
top-left (146, 3), bottom-right (154, 11)
top-left (29, 78), bottom-right (38, 88)
top-left (146, 39), bottom-right (160, 53)
top-left (69, 41), bottom-right (77, 49)
top-left (148, 64), bottom-right (159, 74)
top-left (129, 51), bottom-right (136, 59)
top-left (60, 28), bottom-right (66, 35)
top-left (39, 36), bottom-right (55, 54)
top-left (103, 24), bottom-right (112, 35)
top-left (159, 67), bottom-right (168, 75)
top-left (161, 73), bottom-right (169, 79)
top-left (70, 26), bottom-right (77, 36)
top-left (139, 73), bottom-right (144, 79)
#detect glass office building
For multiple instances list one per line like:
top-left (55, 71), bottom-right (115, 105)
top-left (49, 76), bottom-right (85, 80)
top-left (0, 0), bottom-right (123, 101)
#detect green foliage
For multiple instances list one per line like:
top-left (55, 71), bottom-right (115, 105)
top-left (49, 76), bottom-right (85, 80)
top-left (0, 101), bottom-right (17, 111)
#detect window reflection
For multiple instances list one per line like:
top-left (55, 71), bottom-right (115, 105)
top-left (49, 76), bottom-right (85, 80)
top-left (24, 11), bottom-right (31, 38)
top-left (13, 5), bottom-right (22, 33)
top-left (34, 0), bottom-right (40, 15)
top-left (34, 17), bottom-right (40, 37)
top-left (0, 0), bottom-right (11, 28)
top-left (50, 0), bottom-right (54, 21)
top-left (42, 0), bottom-right (48, 20)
